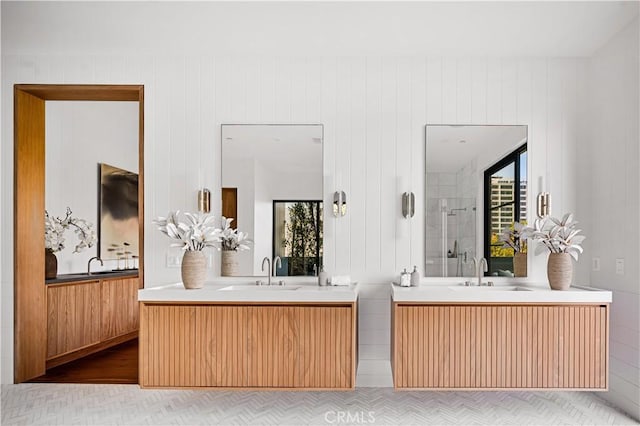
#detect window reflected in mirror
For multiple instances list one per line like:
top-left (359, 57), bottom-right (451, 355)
top-left (273, 201), bottom-right (323, 276)
top-left (484, 145), bottom-right (527, 276)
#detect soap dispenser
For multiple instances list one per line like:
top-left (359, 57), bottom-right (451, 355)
top-left (411, 265), bottom-right (420, 287)
top-left (318, 265), bottom-right (328, 287)
top-left (400, 268), bottom-right (411, 287)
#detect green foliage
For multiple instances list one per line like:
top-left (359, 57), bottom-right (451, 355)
top-left (284, 202), bottom-right (323, 275)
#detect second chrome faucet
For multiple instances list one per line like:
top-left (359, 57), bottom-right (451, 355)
top-left (261, 256), bottom-right (282, 286)
top-left (469, 257), bottom-right (488, 286)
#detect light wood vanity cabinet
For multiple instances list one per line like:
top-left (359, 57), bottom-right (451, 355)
top-left (46, 275), bottom-right (139, 368)
top-left (392, 303), bottom-right (609, 390)
top-left (139, 303), bottom-right (356, 389)
top-left (47, 280), bottom-right (101, 359)
top-left (101, 278), bottom-right (139, 341)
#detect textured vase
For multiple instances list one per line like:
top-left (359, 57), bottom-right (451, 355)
top-left (547, 252), bottom-right (572, 290)
top-left (221, 250), bottom-right (239, 276)
top-left (45, 249), bottom-right (58, 280)
top-left (181, 251), bottom-right (206, 289)
top-left (513, 252), bottom-right (527, 277)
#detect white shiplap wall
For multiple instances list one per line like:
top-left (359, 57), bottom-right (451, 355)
top-left (581, 18), bottom-right (640, 419)
top-left (1, 55), bottom-right (586, 385)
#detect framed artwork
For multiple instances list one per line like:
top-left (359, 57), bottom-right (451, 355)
top-left (99, 163), bottom-right (139, 266)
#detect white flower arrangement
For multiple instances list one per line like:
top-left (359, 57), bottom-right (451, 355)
top-left (523, 213), bottom-right (586, 261)
top-left (45, 208), bottom-right (97, 253)
top-left (153, 211), bottom-right (222, 251)
top-left (219, 216), bottom-right (252, 252)
top-left (499, 221), bottom-right (528, 253)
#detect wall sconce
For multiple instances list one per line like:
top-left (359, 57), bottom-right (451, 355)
top-left (536, 176), bottom-right (550, 218)
top-left (536, 192), bottom-right (550, 218)
top-left (333, 191), bottom-right (347, 217)
top-left (198, 188), bottom-right (211, 213)
top-left (402, 192), bottom-right (415, 218)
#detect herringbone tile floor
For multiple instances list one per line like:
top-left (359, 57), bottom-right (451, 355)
top-left (2, 384), bottom-right (637, 425)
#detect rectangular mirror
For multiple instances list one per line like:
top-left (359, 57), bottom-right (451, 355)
top-left (221, 124), bottom-right (323, 277)
top-left (425, 125), bottom-right (528, 278)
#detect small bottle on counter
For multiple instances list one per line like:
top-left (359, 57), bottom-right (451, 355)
top-left (411, 265), bottom-right (420, 287)
top-left (400, 268), bottom-right (411, 287)
top-left (318, 266), bottom-right (328, 286)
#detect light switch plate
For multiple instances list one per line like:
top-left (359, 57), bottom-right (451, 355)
top-left (166, 251), bottom-right (182, 268)
top-left (615, 258), bottom-right (624, 275)
top-left (592, 257), bottom-right (600, 271)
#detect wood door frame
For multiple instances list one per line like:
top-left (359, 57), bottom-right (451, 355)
top-left (13, 84), bottom-right (144, 383)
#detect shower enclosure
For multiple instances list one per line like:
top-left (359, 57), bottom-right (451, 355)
top-left (426, 197), bottom-right (476, 277)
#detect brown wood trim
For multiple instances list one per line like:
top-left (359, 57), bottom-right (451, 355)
top-left (393, 302), bottom-right (611, 307)
top-left (137, 86), bottom-right (144, 288)
top-left (14, 84), bottom-right (143, 101)
top-left (140, 301), bottom-right (356, 307)
top-left (138, 385), bottom-right (355, 391)
top-left (14, 87), bottom-right (47, 383)
top-left (13, 83), bottom-right (145, 383)
top-left (46, 332), bottom-right (138, 370)
top-left (46, 279), bottom-right (101, 287)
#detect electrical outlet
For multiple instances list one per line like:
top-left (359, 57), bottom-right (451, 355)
top-left (592, 257), bottom-right (600, 271)
top-left (615, 258), bottom-right (625, 275)
top-left (166, 252), bottom-right (182, 268)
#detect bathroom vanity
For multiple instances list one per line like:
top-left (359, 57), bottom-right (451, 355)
top-left (45, 270), bottom-right (140, 369)
top-left (390, 283), bottom-right (611, 390)
top-left (138, 282), bottom-right (358, 389)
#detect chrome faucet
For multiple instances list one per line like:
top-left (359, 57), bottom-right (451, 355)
top-left (273, 256), bottom-right (282, 281)
top-left (477, 257), bottom-right (488, 286)
top-left (261, 257), bottom-right (272, 286)
top-left (87, 256), bottom-right (103, 275)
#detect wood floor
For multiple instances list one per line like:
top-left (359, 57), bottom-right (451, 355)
top-left (30, 339), bottom-right (138, 384)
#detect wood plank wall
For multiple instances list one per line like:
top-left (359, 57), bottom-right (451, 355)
top-left (139, 303), bottom-right (355, 389)
top-left (393, 304), bottom-right (608, 390)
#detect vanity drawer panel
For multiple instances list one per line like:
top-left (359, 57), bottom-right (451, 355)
top-left (139, 303), bottom-right (355, 389)
top-left (392, 304), bottom-right (608, 390)
top-left (140, 304), bottom-right (248, 387)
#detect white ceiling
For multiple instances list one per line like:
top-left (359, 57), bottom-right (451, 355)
top-left (426, 125), bottom-right (527, 173)
top-left (2, 1), bottom-right (638, 57)
top-left (222, 124), bottom-right (323, 174)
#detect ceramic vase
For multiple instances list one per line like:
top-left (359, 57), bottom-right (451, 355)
top-left (513, 252), bottom-right (527, 277)
top-left (181, 251), bottom-right (206, 289)
top-left (221, 250), bottom-right (239, 276)
top-left (547, 252), bottom-right (572, 290)
top-left (45, 249), bottom-right (58, 280)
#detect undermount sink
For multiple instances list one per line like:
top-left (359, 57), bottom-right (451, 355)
top-left (448, 285), bottom-right (532, 292)
top-left (219, 285), bottom-right (302, 291)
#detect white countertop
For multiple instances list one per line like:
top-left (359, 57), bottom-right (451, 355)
top-left (139, 281), bottom-right (359, 303)
top-left (391, 282), bottom-right (612, 303)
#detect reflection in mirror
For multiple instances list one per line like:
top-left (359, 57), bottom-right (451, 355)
top-left (221, 124), bottom-right (323, 277)
top-left (273, 201), bottom-right (323, 276)
top-left (425, 125), bottom-right (528, 278)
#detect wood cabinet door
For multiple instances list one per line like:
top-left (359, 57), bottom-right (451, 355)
top-left (47, 281), bottom-right (101, 359)
top-left (394, 304), bottom-right (608, 389)
top-left (246, 306), bottom-right (298, 387)
top-left (101, 277), bottom-right (139, 341)
top-left (298, 306), bottom-right (353, 388)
